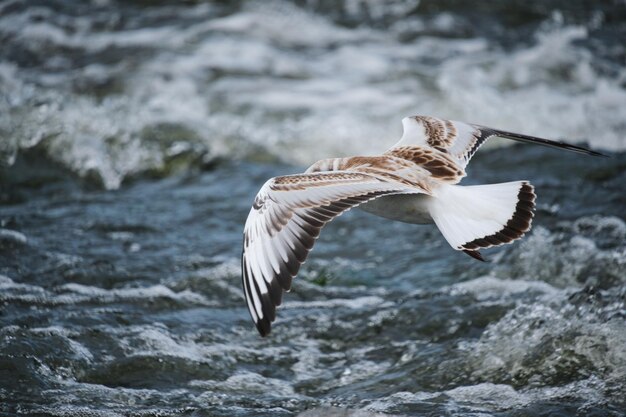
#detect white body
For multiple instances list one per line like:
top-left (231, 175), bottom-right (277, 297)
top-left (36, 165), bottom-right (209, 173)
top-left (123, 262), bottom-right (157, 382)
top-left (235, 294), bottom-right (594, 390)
top-left (359, 194), bottom-right (433, 224)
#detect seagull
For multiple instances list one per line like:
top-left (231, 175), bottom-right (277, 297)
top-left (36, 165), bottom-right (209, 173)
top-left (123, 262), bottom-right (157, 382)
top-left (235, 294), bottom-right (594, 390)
top-left (242, 115), bottom-right (604, 336)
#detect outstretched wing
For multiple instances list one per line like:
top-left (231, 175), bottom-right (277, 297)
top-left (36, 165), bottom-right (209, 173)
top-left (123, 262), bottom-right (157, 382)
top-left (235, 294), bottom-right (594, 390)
top-left (388, 115), bottom-right (604, 169)
top-left (242, 171), bottom-right (425, 336)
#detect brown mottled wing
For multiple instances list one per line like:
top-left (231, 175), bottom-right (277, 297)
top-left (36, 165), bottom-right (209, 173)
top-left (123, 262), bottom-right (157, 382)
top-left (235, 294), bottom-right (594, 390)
top-left (389, 115), bottom-right (604, 170)
top-left (242, 171), bottom-right (425, 336)
top-left (381, 146), bottom-right (466, 184)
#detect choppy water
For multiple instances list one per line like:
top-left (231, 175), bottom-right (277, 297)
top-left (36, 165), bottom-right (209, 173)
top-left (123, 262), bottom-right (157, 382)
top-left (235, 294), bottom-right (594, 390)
top-left (1, 1), bottom-right (626, 416)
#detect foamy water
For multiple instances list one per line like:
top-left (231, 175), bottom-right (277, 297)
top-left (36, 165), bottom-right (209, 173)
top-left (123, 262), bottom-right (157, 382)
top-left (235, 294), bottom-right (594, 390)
top-left (1, 1), bottom-right (624, 188)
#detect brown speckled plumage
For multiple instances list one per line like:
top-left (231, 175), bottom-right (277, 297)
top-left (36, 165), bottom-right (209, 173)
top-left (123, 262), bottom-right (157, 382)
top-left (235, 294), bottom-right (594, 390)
top-left (412, 116), bottom-right (457, 148)
top-left (385, 146), bottom-right (465, 182)
top-left (271, 172), bottom-right (374, 191)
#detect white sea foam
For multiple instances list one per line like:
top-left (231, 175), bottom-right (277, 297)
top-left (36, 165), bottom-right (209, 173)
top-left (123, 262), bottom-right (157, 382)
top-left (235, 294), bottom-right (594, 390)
top-left (444, 383), bottom-right (531, 410)
top-left (0, 228), bottom-right (28, 245)
top-left (299, 408), bottom-right (399, 417)
top-left (462, 296), bottom-right (626, 397)
top-left (1, 1), bottom-right (624, 188)
top-left (284, 295), bottom-right (386, 310)
top-left (26, 406), bottom-right (125, 417)
top-left (364, 390), bottom-right (440, 413)
top-left (442, 379), bottom-right (612, 412)
top-left (190, 371), bottom-right (296, 396)
top-left (364, 377), bottom-right (619, 414)
top-left (0, 275), bottom-right (215, 307)
top-left (448, 276), bottom-right (559, 300)
top-left (497, 217), bottom-right (626, 288)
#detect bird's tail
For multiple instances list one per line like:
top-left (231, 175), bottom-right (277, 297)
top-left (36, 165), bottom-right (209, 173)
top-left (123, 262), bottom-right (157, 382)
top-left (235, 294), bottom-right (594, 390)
top-left (427, 181), bottom-right (536, 261)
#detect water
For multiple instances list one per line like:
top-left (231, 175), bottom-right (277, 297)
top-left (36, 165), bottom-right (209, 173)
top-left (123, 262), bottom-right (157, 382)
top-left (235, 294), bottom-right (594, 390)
top-left (1, 1), bottom-right (625, 416)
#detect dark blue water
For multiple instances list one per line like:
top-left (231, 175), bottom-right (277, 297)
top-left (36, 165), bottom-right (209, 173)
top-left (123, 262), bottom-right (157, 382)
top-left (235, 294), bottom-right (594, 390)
top-left (1, 147), bottom-right (624, 416)
top-left (1, 1), bottom-right (625, 416)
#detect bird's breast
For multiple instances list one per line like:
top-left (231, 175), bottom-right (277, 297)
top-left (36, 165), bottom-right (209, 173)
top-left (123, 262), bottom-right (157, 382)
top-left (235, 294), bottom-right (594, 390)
top-left (358, 194), bottom-right (433, 225)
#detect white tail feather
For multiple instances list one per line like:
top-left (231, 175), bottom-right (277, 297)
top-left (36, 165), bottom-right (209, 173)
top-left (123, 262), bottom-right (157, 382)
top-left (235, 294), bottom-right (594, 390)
top-left (428, 181), bottom-right (535, 251)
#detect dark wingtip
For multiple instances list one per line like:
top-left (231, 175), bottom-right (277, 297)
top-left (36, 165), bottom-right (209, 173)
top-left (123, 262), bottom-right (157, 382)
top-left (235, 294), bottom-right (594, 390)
top-left (463, 249), bottom-right (487, 262)
top-left (484, 127), bottom-right (609, 158)
top-left (591, 149), bottom-right (610, 158)
top-left (256, 317), bottom-right (271, 337)
top-left (561, 142), bottom-right (609, 158)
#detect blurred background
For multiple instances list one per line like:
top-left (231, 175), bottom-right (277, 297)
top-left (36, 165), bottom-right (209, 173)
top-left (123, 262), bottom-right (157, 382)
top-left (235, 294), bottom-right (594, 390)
top-left (1, 0), bottom-right (625, 187)
top-left (0, 1), bottom-right (625, 416)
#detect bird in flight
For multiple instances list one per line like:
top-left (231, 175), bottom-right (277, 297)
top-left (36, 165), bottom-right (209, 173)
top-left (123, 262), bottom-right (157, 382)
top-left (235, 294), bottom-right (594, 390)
top-left (241, 115), bottom-right (604, 336)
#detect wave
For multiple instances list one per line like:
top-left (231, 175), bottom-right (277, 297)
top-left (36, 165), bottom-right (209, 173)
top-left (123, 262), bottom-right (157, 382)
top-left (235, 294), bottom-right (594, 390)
top-left (1, 1), bottom-right (625, 188)
top-left (2, 213), bottom-right (624, 414)
top-left (0, 274), bottom-right (214, 307)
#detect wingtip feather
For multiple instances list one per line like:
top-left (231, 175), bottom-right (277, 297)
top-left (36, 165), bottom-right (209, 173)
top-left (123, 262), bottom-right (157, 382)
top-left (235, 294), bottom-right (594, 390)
top-left (463, 249), bottom-right (487, 262)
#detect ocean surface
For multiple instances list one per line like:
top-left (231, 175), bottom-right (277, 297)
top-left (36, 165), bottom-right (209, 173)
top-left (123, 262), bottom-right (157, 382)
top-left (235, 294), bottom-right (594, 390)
top-left (1, 0), bottom-right (625, 416)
